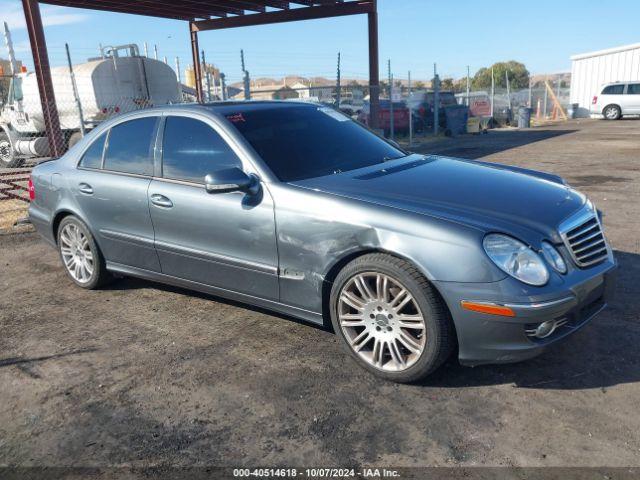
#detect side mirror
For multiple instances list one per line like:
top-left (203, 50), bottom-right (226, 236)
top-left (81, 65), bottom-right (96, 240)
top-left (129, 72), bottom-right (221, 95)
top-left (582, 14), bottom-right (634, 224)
top-left (204, 167), bottom-right (259, 195)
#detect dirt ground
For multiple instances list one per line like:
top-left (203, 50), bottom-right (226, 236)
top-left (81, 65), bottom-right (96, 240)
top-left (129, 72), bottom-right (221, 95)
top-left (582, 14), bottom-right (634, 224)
top-left (1, 119), bottom-right (639, 469)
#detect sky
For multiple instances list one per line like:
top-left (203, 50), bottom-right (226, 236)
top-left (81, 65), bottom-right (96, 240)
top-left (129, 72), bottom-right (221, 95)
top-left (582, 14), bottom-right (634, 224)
top-left (2, 0), bottom-right (640, 84)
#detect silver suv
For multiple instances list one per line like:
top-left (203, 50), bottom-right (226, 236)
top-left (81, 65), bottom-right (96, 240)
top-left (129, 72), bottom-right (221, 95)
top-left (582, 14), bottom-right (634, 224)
top-left (591, 81), bottom-right (640, 119)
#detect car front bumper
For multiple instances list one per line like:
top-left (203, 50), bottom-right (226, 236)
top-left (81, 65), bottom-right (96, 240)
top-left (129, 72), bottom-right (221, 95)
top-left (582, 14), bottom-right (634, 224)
top-left (434, 259), bottom-right (617, 366)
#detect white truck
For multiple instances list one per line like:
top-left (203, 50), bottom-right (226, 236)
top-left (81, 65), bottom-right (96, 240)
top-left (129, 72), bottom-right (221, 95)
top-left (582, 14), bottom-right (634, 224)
top-left (0, 44), bottom-right (180, 167)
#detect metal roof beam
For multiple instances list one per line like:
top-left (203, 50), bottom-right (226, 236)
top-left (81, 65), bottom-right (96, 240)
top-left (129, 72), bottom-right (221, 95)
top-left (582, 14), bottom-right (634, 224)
top-left (192, 1), bottom-right (374, 31)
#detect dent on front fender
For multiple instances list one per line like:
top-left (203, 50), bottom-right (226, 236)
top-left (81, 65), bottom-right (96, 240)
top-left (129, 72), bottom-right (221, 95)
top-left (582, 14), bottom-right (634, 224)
top-left (270, 183), bottom-right (505, 313)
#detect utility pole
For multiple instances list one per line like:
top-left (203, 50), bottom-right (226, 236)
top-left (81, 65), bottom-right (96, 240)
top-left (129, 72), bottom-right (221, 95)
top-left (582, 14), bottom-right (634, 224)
top-left (202, 50), bottom-right (210, 102)
top-left (505, 70), bottom-right (512, 112)
top-left (241, 49), bottom-right (250, 100)
top-left (154, 44), bottom-right (158, 60)
top-left (175, 56), bottom-right (182, 100)
top-left (466, 65), bottom-right (470, 106)
top-left (65, 43), bottom-right (85, 137)
top-left (221, 72), bottom-right (227, 101)
top-left (433, 63), bottom-right (440, 136)
top-left (528, 76), bottom-right (532, 107)
top-left (408, 70), bottom-right (413, 146)
top-left (143, 42), bottom-right (148, 58)
top-left (490, 66), bottom-right (495, 118)
top-left (388, 59), bottom-right (394, 140)
top-left (335, 52), bottom-right (341, 108)
top-left (163, 56), bottom-right (167, 65)
top-left (543, 75), bottom-right (548, 118)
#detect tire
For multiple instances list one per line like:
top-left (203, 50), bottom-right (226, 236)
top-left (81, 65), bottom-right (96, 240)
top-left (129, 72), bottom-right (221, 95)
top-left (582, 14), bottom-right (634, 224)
top-left (329, 253), bottom-right (455, 383)
top-left (56, 215), bottom-right (112, 289)
top-left (0, 132), bottom-right (23, 168)
top-left (603, 104), bottom-right (621, 120)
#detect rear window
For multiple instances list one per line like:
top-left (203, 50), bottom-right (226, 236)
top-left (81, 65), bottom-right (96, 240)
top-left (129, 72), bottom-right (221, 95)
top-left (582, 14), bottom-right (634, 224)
top-left (103, 117), bottom-right (157, 176)
top-left (225, 105), bottom-right (405, 182)
top-left (602, 84), bottom-right (624, 95)
top-left (79, 132), bottom-right (106, 169)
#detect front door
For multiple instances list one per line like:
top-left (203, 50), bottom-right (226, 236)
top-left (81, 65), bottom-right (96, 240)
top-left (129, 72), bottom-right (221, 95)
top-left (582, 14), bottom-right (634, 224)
top-left (148, 114), bottom-right (279, 300)
top-left (625, 83), bottom-right (640, 114)
top-left (73, 115), bottom-right (160, 272)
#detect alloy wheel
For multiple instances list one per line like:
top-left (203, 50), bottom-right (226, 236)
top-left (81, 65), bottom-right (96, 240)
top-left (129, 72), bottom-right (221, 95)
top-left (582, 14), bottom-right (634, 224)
top-left (337, 272), bottom-right (426, 372)
top-left (59, 223), bottom-right (94, 283)
top-left (0, 140), bottom-right (12, 164)
top-left (604, 106), bottom-right (619, 119)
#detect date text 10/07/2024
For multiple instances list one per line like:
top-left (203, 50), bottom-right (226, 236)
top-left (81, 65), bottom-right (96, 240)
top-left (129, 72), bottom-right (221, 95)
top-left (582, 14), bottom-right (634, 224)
top-left (232, 468), bottom-right (402, 478)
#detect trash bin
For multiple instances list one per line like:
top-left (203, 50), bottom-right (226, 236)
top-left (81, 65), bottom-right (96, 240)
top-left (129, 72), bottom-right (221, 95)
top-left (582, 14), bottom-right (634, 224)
top-left (568, 103), bottom-right (579, 119)
top-left (517, 107), bottom-right (532, 128)
top-left (444, 105), bottom-right (469, 136)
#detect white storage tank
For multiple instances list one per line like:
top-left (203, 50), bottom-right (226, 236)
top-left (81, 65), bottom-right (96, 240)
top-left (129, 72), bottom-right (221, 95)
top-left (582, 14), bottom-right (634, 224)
top-left (570, 43), bottom-right (640, 118)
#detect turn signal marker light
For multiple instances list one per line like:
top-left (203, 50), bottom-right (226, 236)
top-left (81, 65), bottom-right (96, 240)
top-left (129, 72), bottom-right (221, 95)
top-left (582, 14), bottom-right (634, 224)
top-left (461, 301), bottom-right (515, 317)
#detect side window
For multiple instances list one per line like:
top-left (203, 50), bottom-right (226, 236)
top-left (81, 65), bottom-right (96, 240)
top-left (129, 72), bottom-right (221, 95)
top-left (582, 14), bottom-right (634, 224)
top-left (162, 116), bottom-right (241, 183)
top-left (627, 83), bottom-right (640, 95)
top-left (79, 132), bottom-right (107, 169)
top-left (103, 117), bottom-right (157, 176)
top-left (602, 84), bottom-right (624, 95)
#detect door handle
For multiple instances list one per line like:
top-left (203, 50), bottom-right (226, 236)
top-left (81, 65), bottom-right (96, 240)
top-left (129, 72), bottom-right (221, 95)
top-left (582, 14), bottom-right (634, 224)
top-left (150, 193), bottom-right (173, 208)
top-left (78, 182), bottom-right (93, 195)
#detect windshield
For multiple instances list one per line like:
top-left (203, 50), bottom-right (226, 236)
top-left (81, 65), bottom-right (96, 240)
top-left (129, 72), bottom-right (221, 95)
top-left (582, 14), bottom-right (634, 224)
top-left (224, 104), bottom-right (406, 182)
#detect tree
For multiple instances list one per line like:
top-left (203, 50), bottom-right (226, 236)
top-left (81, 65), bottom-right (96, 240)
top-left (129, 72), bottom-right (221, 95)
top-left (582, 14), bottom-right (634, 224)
top-left (439, 78), bottom-right (454, 91)
top-left (472, 61), bottom-right (530, 90)
top-left (413, 81), bottom-right (426, 90)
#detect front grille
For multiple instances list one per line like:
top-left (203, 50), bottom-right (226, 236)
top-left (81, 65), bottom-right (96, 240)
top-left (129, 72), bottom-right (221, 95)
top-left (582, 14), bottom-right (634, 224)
top-left (562, 215), bottom-right (609, 267)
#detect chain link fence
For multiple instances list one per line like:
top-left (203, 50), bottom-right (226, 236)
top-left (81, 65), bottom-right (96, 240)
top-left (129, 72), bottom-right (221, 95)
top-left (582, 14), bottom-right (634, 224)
top-left (0, 39), bottom-right (575, 168)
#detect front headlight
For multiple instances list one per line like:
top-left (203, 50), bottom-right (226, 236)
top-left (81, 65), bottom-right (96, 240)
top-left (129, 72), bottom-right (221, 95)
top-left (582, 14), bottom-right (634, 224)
top-left (483, 234), bottom-right (549, 286)
top-left (541, 241), bottom-right (567, 274)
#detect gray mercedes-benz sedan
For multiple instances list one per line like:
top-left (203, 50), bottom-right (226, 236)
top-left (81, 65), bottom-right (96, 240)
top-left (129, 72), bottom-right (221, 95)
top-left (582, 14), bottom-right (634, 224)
top-left (29, 102), bottom-right (617, 383)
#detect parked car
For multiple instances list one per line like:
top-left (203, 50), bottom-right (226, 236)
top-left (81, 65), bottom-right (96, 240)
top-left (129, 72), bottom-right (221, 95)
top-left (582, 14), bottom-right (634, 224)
top-left (29, 101), bottom-right (616, 383)
top-left (357, 100), bottom-right (410, 136)
top-left (407, 90), bottom-right (458, 131)
top-left (591, 81), bottom-right (640, 120)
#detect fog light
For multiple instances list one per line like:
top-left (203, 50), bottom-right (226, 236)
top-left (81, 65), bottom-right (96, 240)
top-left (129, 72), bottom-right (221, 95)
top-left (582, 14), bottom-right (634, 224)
top-left (534, 321), bottom-right (555, 338)
top-left (525, 318), bottom-right (569, 339)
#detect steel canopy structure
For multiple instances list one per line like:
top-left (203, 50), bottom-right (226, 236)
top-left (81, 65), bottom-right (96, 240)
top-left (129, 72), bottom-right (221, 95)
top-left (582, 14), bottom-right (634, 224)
top-left (20, 0), bottom-right (380, 158)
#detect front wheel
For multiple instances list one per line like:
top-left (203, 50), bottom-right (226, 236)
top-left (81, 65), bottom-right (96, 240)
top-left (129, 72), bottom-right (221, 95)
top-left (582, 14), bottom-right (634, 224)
top-left (329, 253), bottom-right (455, 383)
top-left (0, 132), bottom-right (23, 168)
top-left (57, 216), bottom-right (112, 289)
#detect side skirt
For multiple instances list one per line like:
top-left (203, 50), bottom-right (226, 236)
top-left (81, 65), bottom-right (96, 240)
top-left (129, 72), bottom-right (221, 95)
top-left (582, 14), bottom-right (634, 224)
top-left (106, 261), bottom-right (324, 326)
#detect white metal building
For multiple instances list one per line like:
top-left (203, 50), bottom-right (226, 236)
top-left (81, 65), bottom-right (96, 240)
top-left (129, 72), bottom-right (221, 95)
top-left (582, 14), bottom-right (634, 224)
top-left (570, 42), bottom-right (640, 117)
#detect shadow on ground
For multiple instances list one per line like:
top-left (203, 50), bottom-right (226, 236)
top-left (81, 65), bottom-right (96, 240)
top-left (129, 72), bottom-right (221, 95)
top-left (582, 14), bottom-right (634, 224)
top-left (411, 129), bottom-right (578, 159)
top-left (102, 249), bottom-right (638, 392)
top-left (423, 250), bottom-right (639, 391)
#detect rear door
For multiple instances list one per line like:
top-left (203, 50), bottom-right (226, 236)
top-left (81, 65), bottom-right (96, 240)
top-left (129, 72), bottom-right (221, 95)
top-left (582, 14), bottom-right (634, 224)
top-left (625, 83), bottom-right (640, 114)
top-left (599, 84), bottom-right (625, 113)
top-left (148, 113), bottom-right (279, 300)
top-left (73, 115), bottom-right (160, 272)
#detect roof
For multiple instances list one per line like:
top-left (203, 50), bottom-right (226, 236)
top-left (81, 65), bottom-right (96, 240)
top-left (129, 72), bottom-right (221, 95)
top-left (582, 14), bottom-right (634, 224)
top-left (571, 42), bottom-right (640, 61)
top-left (38, 1), bottom-right (375, 24)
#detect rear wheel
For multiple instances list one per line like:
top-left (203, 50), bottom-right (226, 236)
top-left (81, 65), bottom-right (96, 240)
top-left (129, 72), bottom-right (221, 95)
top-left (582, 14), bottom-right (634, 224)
top-left (0, 132), bottom-right (23, 168)
top-left (603, 104), bottom-right (621, 120)
top-left (329, 253), bottom-right (455, 383)
top-left (57, 216), bottom-right (112, 289)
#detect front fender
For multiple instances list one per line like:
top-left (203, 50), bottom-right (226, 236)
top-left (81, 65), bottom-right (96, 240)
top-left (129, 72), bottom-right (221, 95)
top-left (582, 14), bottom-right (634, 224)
top-left (270, 183), bottom-right (505, 313)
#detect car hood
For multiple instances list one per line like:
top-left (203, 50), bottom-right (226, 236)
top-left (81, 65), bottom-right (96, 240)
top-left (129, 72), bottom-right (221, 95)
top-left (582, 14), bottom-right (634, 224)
top-left (291, 155), bottom-right (585, 244)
